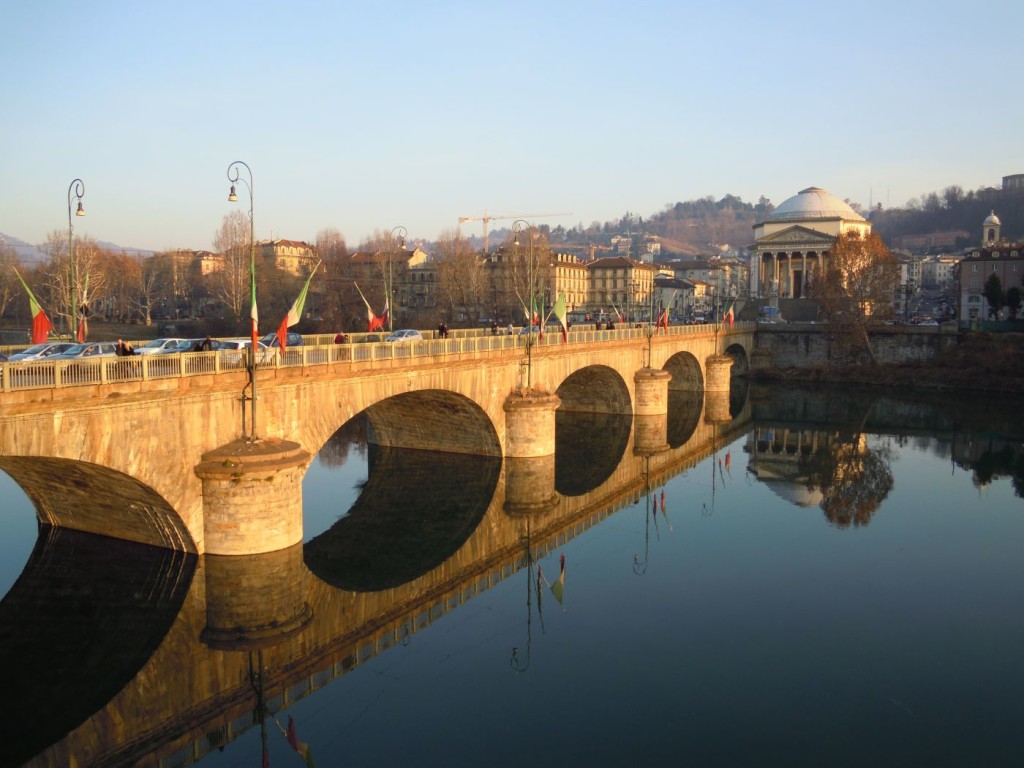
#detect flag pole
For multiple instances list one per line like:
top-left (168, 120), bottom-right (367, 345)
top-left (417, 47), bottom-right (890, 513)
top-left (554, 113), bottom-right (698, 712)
top-left (227, 161), bottom-right (257, 440)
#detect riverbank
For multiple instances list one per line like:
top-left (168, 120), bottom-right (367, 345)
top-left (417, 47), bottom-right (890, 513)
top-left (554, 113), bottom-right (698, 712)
top-left (750, 331), bottom-right (1024, 393)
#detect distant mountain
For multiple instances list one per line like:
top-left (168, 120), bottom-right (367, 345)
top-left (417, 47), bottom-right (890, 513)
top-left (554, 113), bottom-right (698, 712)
top-left (0, 232), bottom-right (156, 264)
top-left (0, 233), bottom-right (48, 265)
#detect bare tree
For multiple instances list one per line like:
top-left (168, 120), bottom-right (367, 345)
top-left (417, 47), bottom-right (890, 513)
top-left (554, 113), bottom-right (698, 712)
top-left (315, 228), bottom-right (359, 329)
top-left (212, 210), bottom-right (252, 320)
top-left (435, 228), bottom-right (485, 322)
top-left (811, 231), bottom-right (898, 365)
top-left (0, 246), bottom-right (18, 319)
top-left (40, 231), bottom-right (108, 336)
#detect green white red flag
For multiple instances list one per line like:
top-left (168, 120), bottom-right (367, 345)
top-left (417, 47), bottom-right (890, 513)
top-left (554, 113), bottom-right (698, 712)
top-left (551, 292), bottom-right (568, 342)
top-left (13, 267), bottom-right (53, 344)
top-left (354, 282), bottom-right (387, 332)
top-left (277, 261), bottom-right (321, 351)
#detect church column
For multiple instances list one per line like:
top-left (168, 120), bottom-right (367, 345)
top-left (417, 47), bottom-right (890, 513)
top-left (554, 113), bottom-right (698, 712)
top-left (801, 252), bottom-right (808, 296)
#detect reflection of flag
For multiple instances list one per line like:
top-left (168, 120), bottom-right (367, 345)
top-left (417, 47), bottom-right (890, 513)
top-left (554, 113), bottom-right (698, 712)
top-left (14, 267), bottom-right (53, 344)
top-left (660, 489), bottom-right (666, 511)
top-left (725, 450), bottom-right (732, 472)
top-left (550, 553), bottom-right (566, 605)
top-left (277, 261), bottom-right (320, 351)
top-left (286, 716), bottom-right (316, 768)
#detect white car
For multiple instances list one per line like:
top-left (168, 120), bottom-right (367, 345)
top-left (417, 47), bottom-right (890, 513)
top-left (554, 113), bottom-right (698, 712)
top-left (385, 329), bottom-right (424, 343)
top-left (7, 342), bottom-right (76, 362)
top-left (135, 338), bottom-right (186, 355)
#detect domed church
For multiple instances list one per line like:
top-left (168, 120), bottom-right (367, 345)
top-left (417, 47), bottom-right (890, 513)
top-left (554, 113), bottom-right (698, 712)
top-left (750, 187), bottom-right (872, 298)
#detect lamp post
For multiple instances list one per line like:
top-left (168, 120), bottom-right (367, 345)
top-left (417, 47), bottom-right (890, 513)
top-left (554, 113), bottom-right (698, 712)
top-left (226, 160), bottom-right (258, 440)
top-left (388, 226), bottom-right (407, 332)
top-left (512, 220), bottom-right (535, 390)
top-left (67, 179), bottom-right (85, 338)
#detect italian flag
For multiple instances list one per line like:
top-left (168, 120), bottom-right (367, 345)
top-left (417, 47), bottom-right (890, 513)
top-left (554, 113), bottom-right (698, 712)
top-left (14, 267), bottom-right (53, 344)
top-left (551, 292), bottom-right (568, 343)
top-left (277, 261), bottom-right (320, 351)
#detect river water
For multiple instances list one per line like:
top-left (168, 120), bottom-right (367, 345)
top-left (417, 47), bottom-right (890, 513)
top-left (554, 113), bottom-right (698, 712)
top-left (1, 384), bottom-right (1023, 767)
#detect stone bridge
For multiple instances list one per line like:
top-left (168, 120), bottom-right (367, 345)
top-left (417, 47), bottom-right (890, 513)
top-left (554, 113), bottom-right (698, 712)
top-left (0, 324), bottom-right (753, 555)
top-left (6, 392), bottom-right (751, 768)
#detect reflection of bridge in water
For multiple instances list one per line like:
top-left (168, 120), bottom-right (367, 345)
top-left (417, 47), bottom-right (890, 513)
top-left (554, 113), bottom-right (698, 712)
top-left (4, 392), bottom-right (750, 768)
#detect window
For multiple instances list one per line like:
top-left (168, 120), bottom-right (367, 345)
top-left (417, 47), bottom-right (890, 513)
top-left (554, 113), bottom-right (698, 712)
top-left (972, 264), bottom-right (979, 272)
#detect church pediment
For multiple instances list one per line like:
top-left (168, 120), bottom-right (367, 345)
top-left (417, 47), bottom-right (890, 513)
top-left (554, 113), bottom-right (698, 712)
top-left (756, 225), bottom-right (835, 246)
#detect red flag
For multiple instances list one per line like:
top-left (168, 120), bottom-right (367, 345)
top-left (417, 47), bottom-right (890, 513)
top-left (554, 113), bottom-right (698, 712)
top-left (76, 316), bottom-right (85, 343)
top-left (14, 268), bottom-right (54, 344)
top-left (287, 716), bottom-right (298, 750)
top-left (726, 306), bottom-right (734, 328)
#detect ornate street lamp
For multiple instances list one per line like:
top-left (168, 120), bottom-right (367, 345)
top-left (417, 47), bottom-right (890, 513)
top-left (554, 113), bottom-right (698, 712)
top-left (67, 179), bottom-right (85, 338)
top-left (226, 160), bottom-right (258, 440)
top-left (388, 225), bottom-right (407, 332)
top-left (512, 220), bottom-right (535, 390)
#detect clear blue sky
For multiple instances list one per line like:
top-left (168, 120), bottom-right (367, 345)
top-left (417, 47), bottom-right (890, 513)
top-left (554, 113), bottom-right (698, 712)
top-left (2, 0), bottom-right (1021, 253)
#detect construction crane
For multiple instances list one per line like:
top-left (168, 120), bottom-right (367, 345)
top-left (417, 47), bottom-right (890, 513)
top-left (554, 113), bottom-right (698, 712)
top-left (457, 212), bottom-right (572, 254)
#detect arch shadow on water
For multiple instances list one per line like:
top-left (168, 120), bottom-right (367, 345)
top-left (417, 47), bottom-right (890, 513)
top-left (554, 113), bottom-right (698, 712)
top-left (667, 390), bottom-right (704, 448)
top-left (304, 444), bottom-right (501, 592)
top-left (554, 410), bottom-right (632, 496)
top-left (0, 527), bottom-right (195, 768)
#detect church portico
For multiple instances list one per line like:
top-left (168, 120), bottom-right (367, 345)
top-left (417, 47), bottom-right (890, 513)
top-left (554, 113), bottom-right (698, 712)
top-left (750, 187), bottom-right (871, 299)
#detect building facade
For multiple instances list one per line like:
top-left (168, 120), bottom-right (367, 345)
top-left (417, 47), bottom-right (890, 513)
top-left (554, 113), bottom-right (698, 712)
top-left (959, 211), bottom-right (1024, 322)
top-left (749, 186), bottom-right (872, 299)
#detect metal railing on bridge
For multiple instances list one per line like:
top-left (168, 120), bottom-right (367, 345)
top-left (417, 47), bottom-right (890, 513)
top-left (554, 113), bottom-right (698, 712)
top-left (0, 322), bottom-right (751, 393)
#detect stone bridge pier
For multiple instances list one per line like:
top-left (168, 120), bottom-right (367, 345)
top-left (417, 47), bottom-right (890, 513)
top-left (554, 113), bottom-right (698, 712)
top-left (194, 437), bottom-right (312, 556)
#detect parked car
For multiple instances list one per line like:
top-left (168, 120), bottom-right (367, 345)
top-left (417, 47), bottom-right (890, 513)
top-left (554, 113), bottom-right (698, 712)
top-left (7, 342), bottom-right (76, 362)
top-left (518, 325), bottom-right (542, 336)
top-left (135, 338), bottom-right (186, 355)
top-left (356, 334), bottom-right (384, 344)
top-left (50, 342), bottom-right (118, 360)
top-left (385, 329), bottom-right (424, 343)
top-left (260, 332), bottom-right (303, 348)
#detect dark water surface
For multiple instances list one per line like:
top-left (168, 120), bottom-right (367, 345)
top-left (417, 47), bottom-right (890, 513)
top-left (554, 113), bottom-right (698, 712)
top-left (1, 385), bottom-right (1023, 767)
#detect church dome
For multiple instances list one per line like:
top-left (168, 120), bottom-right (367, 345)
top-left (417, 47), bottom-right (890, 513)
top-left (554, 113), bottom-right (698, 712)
top-left (984, 210), bottom-right (1001, 226)
top-left (765, 186), bottom-right (865, 223)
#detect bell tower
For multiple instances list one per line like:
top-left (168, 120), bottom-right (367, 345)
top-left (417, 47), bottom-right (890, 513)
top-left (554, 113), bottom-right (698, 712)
top-left (983, 210), bottom-right (1002, 245)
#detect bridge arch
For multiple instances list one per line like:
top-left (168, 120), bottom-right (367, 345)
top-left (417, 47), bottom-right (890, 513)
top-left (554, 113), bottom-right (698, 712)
top-left (0, 456), bottom-right (195, 552)
top-left (723, 342), bottom-right (750, 377)
top-left (663, 351), bottom-right (704, 391)
top-left (351, 390), bottom-right (501, 457)
top-left (555, 365), bottom-right (632, 414)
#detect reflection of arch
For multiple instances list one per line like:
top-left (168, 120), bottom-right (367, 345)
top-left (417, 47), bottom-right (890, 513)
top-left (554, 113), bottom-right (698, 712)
top-left (723, 342), bottom-right (749, 377)
top-left (0, 457), bottom-right (195, 552)
top-left (361, 390), bottom-right (502, 457)
top-left (556, 365), bottom-right (632, 414)
top-left (304, 445), bottom-right (500, 591)
top-left (667, 390), bottom-right (703, 448)
top-left (555, 410), bottom-right (632, 496)
top-left (0, 527), bottom-right (195, 767)
top-left (730, 377), bottom-right (749, 419)
top-left (663, 351), bottom-right (703, 391)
